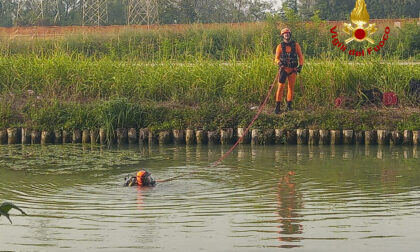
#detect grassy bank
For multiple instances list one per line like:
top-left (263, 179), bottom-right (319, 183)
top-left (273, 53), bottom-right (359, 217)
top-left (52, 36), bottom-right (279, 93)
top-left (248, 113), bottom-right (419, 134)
top-left (2, 98), bottom-right (420, 133)
top-left (0, 54), bottom-right (419, 133)
top-left (0, 55), bottom-right (419, 104)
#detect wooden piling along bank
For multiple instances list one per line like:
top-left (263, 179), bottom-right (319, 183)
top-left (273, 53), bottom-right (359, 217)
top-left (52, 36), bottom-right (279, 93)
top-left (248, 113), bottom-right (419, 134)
top-left (1, 128), bottom-right (420, 146)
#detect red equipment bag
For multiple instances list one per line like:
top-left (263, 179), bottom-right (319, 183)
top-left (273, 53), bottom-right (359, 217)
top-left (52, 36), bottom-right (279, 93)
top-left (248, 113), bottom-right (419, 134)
top-left (335, 97), bottom-right (343, 107)
top-left (383, 92), bottom-right (398, 106)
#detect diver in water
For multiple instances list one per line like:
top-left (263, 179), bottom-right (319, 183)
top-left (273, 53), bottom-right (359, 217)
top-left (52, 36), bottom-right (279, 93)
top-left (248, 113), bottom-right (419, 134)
top-left (124, 169), bottom-right (191, 187)
top-left (124, 170), bottom-right (156, 187)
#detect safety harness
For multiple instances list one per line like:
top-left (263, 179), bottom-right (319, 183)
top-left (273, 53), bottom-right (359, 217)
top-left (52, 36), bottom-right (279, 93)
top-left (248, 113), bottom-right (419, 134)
top-left (279, 41), bottom-right (299, 83)
top-left (280, 41), bottom-right (298, 68)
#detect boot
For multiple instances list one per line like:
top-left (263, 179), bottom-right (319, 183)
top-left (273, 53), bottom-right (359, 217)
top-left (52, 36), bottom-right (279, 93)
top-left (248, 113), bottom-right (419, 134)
top-left (274, 102), bottom-right (281, 114)
top-left (287, 101), bottom-right (293, 111)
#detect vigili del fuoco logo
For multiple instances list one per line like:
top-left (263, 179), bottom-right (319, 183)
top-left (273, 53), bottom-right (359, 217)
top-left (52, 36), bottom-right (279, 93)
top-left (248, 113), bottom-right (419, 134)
top-left (330, 0), bottom-right (390, 56)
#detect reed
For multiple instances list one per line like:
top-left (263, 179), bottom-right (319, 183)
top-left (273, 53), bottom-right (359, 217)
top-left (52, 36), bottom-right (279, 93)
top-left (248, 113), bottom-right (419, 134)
top-left (0, 21), bottom-right (418, 60)
top-left (1, 55), bottom-right (418, 110)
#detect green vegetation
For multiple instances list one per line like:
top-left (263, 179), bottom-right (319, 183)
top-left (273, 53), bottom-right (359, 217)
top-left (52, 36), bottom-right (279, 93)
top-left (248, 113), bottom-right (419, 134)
top-left (0, 20), bottom-right (419, 133)
top-left (1, 21), bottom-right (420, 60)
top-left (0, 52), bottom-right (419, 132)
top-left (1, 0), bottom-right (418, 27)
top-left (0, 54), bottom-right (418, 105)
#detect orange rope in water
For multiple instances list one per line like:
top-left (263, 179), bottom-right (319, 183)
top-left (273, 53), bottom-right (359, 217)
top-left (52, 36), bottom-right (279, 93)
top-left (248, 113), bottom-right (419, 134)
top-left (212, 72), bottom-right (280, 167)
top-left (154, 72), bottom-right (280, 183)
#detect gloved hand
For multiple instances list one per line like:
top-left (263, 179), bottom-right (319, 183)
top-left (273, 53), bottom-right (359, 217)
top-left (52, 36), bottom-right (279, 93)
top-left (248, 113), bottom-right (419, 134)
top-left (297, 65), bottom-right (303, 73)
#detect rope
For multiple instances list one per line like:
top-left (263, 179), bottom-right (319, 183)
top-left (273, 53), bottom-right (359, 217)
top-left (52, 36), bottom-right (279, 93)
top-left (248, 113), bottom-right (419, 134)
top-left (152, 71), bottom-right (280, 183)
top-left (157, 70), bottom-right (286, 184)
top-left (211, 71), bottom-right (280, 167)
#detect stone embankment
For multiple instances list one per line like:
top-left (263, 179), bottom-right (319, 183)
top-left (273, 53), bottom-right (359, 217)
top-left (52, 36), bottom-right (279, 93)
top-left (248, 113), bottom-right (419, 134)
top-left (1, 128), bottom-right (420, 146)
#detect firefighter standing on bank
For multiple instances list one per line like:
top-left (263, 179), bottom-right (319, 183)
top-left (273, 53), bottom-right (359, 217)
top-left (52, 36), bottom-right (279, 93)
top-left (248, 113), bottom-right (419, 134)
top-left (274, 28), bottom-right (304, 114)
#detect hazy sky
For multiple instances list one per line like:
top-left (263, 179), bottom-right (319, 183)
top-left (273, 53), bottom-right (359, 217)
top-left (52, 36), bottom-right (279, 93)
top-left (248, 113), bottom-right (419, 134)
top-left (274, 0), bottom-right (283, 8)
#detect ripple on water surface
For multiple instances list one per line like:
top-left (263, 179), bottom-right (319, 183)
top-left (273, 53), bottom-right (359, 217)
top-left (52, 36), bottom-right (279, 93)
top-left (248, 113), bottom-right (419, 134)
top-left (0, 144), bottom-right (420, 251)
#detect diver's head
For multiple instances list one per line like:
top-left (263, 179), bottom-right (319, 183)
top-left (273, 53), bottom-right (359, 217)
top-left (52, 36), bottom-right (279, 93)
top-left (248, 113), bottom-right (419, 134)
top-left (281, 28), bottom-right (292, 42)
top-left (124, 170), bottom-right (156, 187)
top-left (142, 172), bottom-right (156, 186)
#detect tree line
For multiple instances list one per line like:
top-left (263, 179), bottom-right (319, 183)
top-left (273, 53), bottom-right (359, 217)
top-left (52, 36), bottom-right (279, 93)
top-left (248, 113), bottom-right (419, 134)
top-left (293, 0), bottom-right (420, 21)
top-left (0, 0), bottom-right (418, 27)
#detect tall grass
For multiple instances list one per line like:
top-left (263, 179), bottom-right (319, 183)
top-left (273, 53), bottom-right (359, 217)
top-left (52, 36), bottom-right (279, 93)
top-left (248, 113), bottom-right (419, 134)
top-left (298, 58), bottom-right (420, 108)
top-left (0, 53), bottom-right (419, 131)
top-left (0, 54), bottom-right (418, 105)
top-left (0, 21), bottom-right (419, 60)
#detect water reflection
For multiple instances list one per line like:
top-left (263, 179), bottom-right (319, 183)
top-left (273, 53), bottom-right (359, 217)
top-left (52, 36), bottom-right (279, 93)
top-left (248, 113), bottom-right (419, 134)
top-left (1, 144), bottom-right (420, 251)
top-left (136, 186), bottom-right (144, 210)
top-left (232, 143), bottom-right (419, 169)
top-left (276, 170), bottom-right (303, 248)
top-left (342, 146), bottom-right (354, 160)
top-left (380, 167), bottom-right (398, 188)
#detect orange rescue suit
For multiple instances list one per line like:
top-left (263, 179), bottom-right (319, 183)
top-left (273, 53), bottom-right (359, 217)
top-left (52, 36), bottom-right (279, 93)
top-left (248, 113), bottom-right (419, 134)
top-left (136, 170), bottom-right (146, 186)
top-left (274, 42), bottom-right (304, 102)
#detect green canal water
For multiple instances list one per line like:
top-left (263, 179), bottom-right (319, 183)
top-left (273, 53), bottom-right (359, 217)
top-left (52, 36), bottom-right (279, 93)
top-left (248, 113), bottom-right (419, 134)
top-left (0, 144), bottom-right (419, 251)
